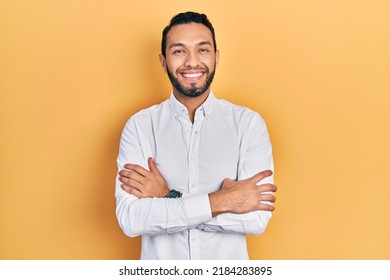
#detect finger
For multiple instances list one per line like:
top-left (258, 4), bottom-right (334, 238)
top-left (127, 171), bottom-right (146, 185)
top-left (260, 193), bottom-right (276, 203)
top-left (258, 183), bottom-right (277, 193)
top-left (248, 170), bottom-right (273, 184)
top-left (123, 163), bottom-right (149, 176)
top-left (119, 176), bottom-right (144, 191)
top-left (119, 170), bottom-right (145, 184)
top-left (258, 203), bottom-right (275, 212)
top-left (148, 157), bottom-right (161, 175)
top-left (121, 184), bottom-right (144, 198)
top-left (118, 169), bottom-right (132, 179)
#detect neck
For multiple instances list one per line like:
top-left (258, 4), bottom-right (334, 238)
top-left (173, 88), bottom-right (211, 123)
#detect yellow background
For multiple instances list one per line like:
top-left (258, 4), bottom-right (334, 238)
top-left (1, 0), bottom-right (389, 259)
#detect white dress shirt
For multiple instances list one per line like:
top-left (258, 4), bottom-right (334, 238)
top-left (115, 90), bottom-right (274, 260)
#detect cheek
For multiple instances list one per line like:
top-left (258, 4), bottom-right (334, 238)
top-left (201, 56), bottom-right (216, 69)
top-left (166, 63), bottom-right (180, 75)
top-left (166, 56), bottom-right (183, 70)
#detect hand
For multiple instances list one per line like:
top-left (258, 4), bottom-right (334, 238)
top-left (209, 170), bottom-right (277, 217)
top-left (119, 157), bottom-right (170, 198)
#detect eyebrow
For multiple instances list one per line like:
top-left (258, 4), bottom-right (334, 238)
top-left (198, 41), bottom-right (213, 47)
top-left (168, 41), bottom-right (213, 49)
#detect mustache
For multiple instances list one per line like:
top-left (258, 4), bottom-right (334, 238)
top-left (178, 66), bottom-right (208, 71)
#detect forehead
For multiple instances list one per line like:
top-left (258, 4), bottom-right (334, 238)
top-left (166, 23), bottom-right (214, 47)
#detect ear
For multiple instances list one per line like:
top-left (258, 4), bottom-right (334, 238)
top-left (159, 54), bottom-right (167, 73)
top-left (215, 49), bottom-right (220, 66)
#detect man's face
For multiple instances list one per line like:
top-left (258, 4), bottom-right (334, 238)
top-left (160, 23), bottom-right (219, 98)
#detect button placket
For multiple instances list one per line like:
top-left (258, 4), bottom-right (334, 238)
top-left (187, 118), bottom-right (202, 196)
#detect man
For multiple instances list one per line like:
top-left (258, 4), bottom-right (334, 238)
top-left (115, 11), bottom-right (276, 260)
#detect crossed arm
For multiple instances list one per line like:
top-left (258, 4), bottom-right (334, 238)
top-left (116, 113), bottom-right (276, 237)
top-left (118, 157), bottom-right (277, 218)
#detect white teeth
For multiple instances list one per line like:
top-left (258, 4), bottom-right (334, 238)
top-left (183, 73), bottom-right (202, 78)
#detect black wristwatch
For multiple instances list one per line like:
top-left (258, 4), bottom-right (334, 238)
top-left (165, 189), bottom-right (182, 198)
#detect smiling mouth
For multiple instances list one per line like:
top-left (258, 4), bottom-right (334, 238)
top-left (182, 72), bottom-right (203, 78)
top-left (180, 71), bottom-right (205, 83)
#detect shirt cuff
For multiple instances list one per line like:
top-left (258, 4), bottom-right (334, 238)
top-left (182, 194), bottom-right (212, 227)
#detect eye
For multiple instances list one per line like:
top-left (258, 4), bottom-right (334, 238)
top-left (173, 49), bottom-right (185, 55)
top-left (199, 48), bottom-right (209, 53)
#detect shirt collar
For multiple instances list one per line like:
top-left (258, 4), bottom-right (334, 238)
top-left (169, 90), bottom-right (216, 120)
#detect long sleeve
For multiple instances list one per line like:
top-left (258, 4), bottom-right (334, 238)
top-left (115, 117), bottom-right (212, 237)
top-left (115, 93), bottom-right (274, 259)
top-left (198, 113), bottom-right (274, 235)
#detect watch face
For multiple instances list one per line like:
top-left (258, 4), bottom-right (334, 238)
top-left (166, 189), bottom-right (181, 198)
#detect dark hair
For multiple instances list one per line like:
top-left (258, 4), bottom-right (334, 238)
top-left (161, 11), bottom-right (217, 57)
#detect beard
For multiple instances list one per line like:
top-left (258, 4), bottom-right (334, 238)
top-left (166, 65), bottom-right (216, 98)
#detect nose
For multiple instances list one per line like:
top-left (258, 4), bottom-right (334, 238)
top-left (184, 51), bottom-right (199, 68)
